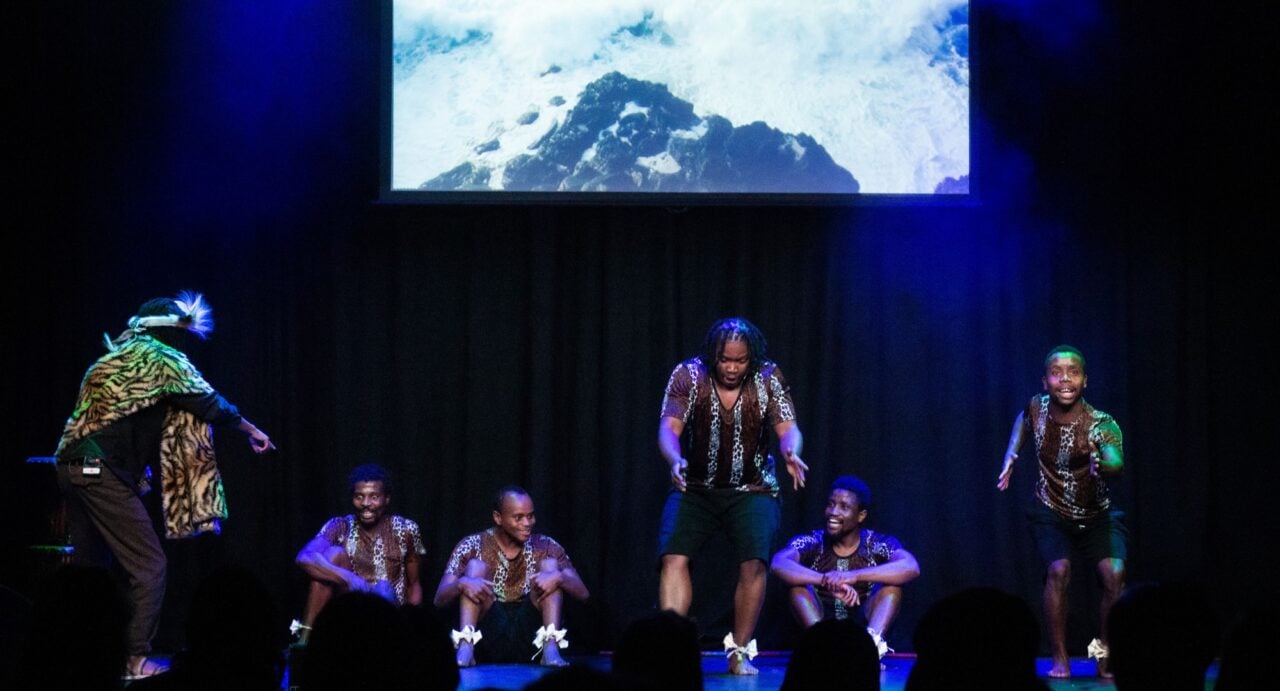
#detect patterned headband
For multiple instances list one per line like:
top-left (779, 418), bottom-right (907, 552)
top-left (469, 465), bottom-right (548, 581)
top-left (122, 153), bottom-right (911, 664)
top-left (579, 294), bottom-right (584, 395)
top-left (105, 291), bottom-right (214, 351)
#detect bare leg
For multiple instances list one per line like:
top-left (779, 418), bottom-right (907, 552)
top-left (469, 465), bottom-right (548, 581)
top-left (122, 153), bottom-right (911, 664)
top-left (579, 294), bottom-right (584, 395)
top-left (864, 585), bottom-right (903, 638)
top-left (1044, 559), bottom-right (1072, 678)
top-left (728, 559), bottom-right (767, 676)
top-left (300, 581), bottom-right (335, 644)
top-left (534, 558), bottom-right (568, 666)
top-left (659, 554), bottom-right (692, 615)
top-left (787, 585), bottom-right (823, 628)
top-left (863, 585), bottom-right (903, 670)
top-left (1094, 558), bottom-right (1125, 679)
top-left (300, 548), bottom-right (350, 644)
top-left (456, 559), bottom-right (493, 667)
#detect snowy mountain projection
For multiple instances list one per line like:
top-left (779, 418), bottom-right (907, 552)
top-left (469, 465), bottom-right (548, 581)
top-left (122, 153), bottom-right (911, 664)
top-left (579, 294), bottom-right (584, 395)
top-left (391, 1), bottom-right (968, 195)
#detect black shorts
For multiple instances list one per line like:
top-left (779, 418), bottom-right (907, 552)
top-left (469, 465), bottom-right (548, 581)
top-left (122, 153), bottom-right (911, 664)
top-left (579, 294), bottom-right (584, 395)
top-left (475, 597), bottom-right (543, 664)
top-left (1027, 501), bottom-right (1128, 567)
top-left (657, 488), bottom-right (780, 564)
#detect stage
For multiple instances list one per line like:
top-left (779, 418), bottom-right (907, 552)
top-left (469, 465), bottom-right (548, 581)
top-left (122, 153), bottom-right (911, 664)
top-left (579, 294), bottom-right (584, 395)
top-left (263, 652), bottom-right (1222, 690)
top-left (454, 654), bottom-right (1220, 690)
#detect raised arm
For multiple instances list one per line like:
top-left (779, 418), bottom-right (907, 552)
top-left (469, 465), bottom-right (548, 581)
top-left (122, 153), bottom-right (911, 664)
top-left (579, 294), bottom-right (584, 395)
top-left (997, 411), bottom-right (1027, 491)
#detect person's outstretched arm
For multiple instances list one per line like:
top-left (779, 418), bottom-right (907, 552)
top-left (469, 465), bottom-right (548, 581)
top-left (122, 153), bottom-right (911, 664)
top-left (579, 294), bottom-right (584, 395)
top-left (171, 392), bottom-right (275, 454)
top-left (997, 411), bottom-right (1027, 491)
top-left (237, 417), bottom-right (275, 453)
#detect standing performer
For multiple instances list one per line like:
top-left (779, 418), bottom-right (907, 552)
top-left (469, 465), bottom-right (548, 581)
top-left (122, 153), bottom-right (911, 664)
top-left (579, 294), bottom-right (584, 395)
top-left (657, 317), bottom-right (808, 675)
top-left (54, 292), bottom-right (275, 679)
top-left (997, 345), bottom-right (1126, 679)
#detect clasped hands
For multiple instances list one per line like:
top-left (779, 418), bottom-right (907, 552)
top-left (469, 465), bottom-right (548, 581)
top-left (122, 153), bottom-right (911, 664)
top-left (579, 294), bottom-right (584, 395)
top-left (819, 570), bottom-right (861, 607)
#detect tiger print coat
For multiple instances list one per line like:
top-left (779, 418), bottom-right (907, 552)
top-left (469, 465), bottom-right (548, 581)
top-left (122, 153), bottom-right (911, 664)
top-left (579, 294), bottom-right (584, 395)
top-left (55, 335), bottom-right (229, 539)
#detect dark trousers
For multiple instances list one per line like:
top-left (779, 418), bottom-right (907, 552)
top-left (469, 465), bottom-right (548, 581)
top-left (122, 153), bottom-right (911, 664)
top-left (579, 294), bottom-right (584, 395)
top-left (57, 461), bottom-right (166, 656)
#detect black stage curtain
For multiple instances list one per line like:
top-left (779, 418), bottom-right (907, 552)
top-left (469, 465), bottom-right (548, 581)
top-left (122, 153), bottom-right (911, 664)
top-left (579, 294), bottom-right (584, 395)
top-left (3, 2), bottom-right (1273, 656)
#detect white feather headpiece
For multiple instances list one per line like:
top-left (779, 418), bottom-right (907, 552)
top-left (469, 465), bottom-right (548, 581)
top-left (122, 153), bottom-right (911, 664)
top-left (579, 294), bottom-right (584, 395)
top-left (104, 291), bottom-right (215, 351)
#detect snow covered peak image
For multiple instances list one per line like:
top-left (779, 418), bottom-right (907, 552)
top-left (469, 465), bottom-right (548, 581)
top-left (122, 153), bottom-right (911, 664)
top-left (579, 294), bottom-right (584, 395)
top-left (392, 1), bottom-right (968, 195)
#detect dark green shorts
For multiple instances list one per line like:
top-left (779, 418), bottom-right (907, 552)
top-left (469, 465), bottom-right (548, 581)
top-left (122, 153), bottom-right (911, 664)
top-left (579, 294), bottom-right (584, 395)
top-left (658, 488), bottom-right (780, 564)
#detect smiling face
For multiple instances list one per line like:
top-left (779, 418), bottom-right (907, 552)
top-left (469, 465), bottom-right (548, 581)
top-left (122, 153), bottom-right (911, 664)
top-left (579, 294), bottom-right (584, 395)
top-left (1043, 352), bottom-right (1088, 410)
top-left (351, 480), bottom-right (389, 528)
top-left (824, 488), bottom-right (867, 539)
top-left (492, 491), bottom-right (536, 546)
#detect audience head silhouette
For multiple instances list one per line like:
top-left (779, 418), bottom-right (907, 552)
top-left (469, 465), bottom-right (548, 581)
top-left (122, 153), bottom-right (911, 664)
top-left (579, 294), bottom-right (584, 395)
top-left (1107, 581), bottom-right (1218, 691)
top-left (612, 609), bottom-right (702, 691)
top-left (1215, 602), bottom-right (1278, 691)
top-left (781, 617), bottom-right (880, 690)
top-left (15, 565), bottom-right (129, 691)
top-left (906, 587), bottom-right (1047, 691)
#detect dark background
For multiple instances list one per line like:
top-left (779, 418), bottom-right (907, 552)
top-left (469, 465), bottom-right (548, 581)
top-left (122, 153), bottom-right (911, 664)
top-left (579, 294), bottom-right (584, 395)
top-left (3, 1), bottom-right (1272, 656)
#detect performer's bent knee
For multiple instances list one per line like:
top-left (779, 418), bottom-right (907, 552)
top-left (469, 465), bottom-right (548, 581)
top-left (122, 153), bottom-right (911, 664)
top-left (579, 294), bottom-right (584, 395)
top-left (1045, 559), bottom-right (1072, 582)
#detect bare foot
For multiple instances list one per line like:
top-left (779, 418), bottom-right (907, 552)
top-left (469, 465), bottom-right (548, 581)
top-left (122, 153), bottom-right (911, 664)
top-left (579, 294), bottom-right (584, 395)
top-left (1096, 656), bottom-right (1112, 679)
top-left (728, 654), bottom-right (759, 676)
top-left (456, 642), bottom-right (476, 668)
top-left (1048, 657), bottom-right (1071, 679)
top-left (125, 655), bottom-right (169, 679)
top-left (540, 645), bottom-right (569, 667)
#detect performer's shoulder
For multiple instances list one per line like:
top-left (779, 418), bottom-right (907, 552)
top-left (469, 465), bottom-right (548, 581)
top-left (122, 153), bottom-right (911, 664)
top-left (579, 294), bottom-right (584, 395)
top-left (318, 514), bottom-right (352, 536)
top-left (787, 529), bottom-right (821, 549)
top-left (1084, 400), bottom-right (1117, 421)
top-left (391, 514), bottom-right (421, 531)
top-left (674, 357), bottom-right (705, 375)
top-left (866, 528), bottom-right (902, 547)
top-left (1084, 402), bottom-right (1122, 433)
top-left (533, 533), bottom-right (565, 548)
top-left (449, 531), bottom-right (486, 550)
